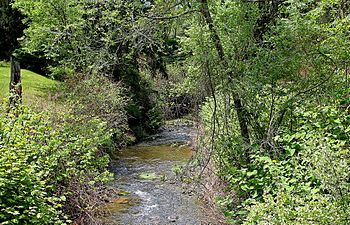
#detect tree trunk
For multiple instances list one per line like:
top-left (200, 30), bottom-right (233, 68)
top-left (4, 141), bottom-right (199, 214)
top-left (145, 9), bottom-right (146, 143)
top-left (9, 57), bottom-right (22, 105)
top-left (199, 0), bottom-right (250, 143)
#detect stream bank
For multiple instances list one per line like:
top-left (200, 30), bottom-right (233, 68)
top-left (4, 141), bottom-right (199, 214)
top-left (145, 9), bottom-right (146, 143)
top-left (102, 122), bottom-right (216, 225)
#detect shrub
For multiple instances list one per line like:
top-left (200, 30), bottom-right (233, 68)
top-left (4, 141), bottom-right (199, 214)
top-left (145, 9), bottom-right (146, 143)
top-left (57, 75), bottom-right (132, 148)
top-left (242, 105), bottom-right (350, 224)
top-left (198, 93), bottom-right (350, 224)
top-left (0, 102), bottom-right (112, 224)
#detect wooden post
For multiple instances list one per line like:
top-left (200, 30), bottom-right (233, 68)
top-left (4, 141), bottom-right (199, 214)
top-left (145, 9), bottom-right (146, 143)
top-left (9, 57), bottom-right (22, 106)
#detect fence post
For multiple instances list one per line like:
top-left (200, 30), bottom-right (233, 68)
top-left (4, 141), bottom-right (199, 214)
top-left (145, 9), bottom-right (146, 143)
top-left (9, 57), bottom-right (22, 106)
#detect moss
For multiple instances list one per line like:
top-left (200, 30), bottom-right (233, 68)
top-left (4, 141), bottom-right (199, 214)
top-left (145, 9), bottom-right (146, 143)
top-left (138, 172), bottom-right (158, 180)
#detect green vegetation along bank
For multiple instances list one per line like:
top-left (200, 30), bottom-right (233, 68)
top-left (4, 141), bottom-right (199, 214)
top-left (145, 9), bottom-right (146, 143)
top-left (1, 0), bottom-right (350, 224)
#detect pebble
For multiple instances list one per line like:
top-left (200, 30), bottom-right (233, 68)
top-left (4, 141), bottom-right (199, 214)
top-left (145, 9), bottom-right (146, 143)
top-left (167, 215), bottom-right (179, 222)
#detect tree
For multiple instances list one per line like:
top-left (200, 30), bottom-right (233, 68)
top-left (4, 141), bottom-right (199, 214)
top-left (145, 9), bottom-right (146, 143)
top-left (199, 0), bottom-right (250, 143)
top-left (13, 0), bottom-right (177, 135)
top-left (179, 0), bottom-right (349, 222)
top-left (0, 0), bottom-right (25, 60)
top-left (9, 57), bottom-right (22, 106)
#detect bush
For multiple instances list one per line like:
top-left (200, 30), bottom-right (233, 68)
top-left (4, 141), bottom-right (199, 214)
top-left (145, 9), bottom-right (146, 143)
top-left (198, 93), bottom-right (350, 224)
top-left (58, 75), bottom-right (132, 148)
top-left (0, 102), bottom-right (112, 224)
top-left (242, 105), bottom-right (350, 224)
top-left (59, 73), bottom-right (163, 142)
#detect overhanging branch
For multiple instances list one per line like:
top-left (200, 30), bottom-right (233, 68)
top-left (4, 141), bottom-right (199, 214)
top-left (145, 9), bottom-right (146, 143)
top-left (138, 10), bottom-right (198, 20)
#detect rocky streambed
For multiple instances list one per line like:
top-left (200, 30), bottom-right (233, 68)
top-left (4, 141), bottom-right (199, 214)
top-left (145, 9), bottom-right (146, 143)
top-left (102, 123), bottom-right (215, 225)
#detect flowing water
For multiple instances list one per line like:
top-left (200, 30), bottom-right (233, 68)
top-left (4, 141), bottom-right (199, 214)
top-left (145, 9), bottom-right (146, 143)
top-left (102, 125), bottom-right (214, 225)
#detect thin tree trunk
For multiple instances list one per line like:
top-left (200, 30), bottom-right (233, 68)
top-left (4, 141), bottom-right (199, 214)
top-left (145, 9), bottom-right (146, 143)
top-left (199, 0), bottom-right (250, 143)
top-left (9, 57), bottom-right (22, 106)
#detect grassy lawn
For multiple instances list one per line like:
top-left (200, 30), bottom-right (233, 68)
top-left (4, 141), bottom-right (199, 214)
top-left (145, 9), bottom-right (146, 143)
top-left (0, 63), bottom-right (59, 104)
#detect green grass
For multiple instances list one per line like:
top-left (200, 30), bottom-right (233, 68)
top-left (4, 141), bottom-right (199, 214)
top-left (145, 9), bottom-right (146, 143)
top-left (0, 63), bottom-right (59, 104)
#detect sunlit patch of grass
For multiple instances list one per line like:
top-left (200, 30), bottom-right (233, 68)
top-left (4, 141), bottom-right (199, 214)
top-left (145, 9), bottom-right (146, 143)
top-left (0, 62), bottom-right (59, 104)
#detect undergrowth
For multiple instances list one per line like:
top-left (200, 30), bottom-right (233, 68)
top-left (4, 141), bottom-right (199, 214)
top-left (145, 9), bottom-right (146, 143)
top-left (0, 102), bottom-right (111, 224)
top-left (0, 74), bottom-right (131, 224)
top-left (196, 91), bottom-right (350, 224)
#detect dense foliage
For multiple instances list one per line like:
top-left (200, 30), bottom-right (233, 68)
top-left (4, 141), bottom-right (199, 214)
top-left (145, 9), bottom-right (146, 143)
top-left (13, 0), bottom-right (164, 136)
top-left (0, 102), bottom-right (112, 224)
top-left (1, 0), bottom-right (350, 223)
top-left (59, 75), bottom-right (131, 147)
top-left (181, 0), bottom-right (350, 223)
top-left (243, 103), bottom-right (350, 224)
top-left (0, 0), bottom-right (24, 60)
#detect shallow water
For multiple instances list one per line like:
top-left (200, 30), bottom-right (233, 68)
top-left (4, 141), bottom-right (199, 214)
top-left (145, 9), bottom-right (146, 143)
top-left (103, 125), bottom-right (213, 225)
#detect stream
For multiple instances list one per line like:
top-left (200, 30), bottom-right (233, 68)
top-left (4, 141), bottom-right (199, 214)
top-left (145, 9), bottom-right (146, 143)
top-left (102, 124), bottom-right (214, 225)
